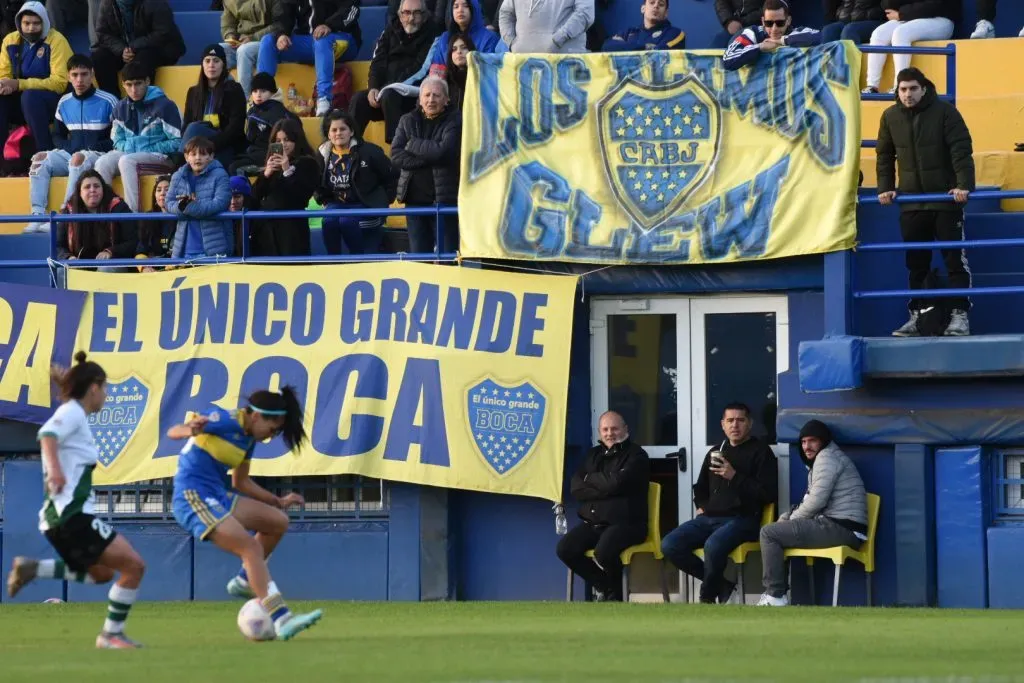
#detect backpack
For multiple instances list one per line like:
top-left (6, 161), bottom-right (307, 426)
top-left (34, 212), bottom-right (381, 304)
top-left (915, 269), bottom-right (952, 336)
top-left (313, 63), bottom-right (353, 113)
top-left (1, 125), bottom-right (36, 177)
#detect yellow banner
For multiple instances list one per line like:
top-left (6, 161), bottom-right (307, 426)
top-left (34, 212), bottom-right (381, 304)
top-left (68, 264), bottom-right (577, 502)
top-left (459, 43), bottom-right (861, 264)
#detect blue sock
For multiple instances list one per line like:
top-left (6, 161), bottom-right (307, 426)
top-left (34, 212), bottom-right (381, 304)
top-left (237, 567), bottom-right (248, 582)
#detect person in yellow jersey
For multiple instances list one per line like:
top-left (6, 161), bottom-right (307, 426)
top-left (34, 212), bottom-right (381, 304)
top-left (166, 386), bottom-right (322, 641)
top-left (7, 352), bottom-right (148, 650)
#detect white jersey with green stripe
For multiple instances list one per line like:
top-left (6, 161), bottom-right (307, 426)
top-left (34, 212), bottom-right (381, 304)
top-left (37, 400), bottom-right (98, 531)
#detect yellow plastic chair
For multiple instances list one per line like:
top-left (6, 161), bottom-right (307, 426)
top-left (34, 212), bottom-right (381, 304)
top-left (691, 503), bottom-right (775, 604)
top-left (565, 482), bottom-right (670, 602)
top-left (783, 492), bottom-right (881, 606)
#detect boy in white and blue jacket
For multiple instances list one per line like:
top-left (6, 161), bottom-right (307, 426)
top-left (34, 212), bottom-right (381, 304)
top-left (168, 135), bottom-right (233, 259)
top-left (93, 59), bottom-right (182, 211)
top-left (602, 0), bottom-right (684, 52)
top-left (24, 53), bottom-right (117, 233)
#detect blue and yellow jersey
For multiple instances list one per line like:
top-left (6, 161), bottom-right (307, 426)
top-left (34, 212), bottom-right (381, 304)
top-left (172, 407), bottom-right (255, 493)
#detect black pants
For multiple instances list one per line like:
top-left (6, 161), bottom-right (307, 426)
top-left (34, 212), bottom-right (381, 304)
top-left (556, 521), bottom-right (646, 599)
top-left (349, 89), bottom-right (416, 144)
top-left (900, 209), bottom-right (971, 312)
top-left (977, 0), bottom-right (996, 22)
top-left (90, 47), bottom-right (169, 98)
top-left (406, 212), bottom-right (459, 254)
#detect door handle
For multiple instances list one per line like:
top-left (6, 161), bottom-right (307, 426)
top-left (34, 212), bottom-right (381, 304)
top-left (676, 447), bottom-right (687, 472)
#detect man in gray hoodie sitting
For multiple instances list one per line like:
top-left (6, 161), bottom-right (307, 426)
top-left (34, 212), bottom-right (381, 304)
top-left (756, 419), bottom-right (867, 606)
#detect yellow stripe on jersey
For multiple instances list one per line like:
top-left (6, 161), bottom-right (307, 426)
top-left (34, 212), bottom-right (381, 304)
top-left (666, 31), bottom-right (685, 48)
top-left (183, 490), bottom-right (217, 527)
top-left (193, 432), bottom-right (248, 468)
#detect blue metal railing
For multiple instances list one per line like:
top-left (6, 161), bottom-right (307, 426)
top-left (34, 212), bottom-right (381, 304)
top-left (994, 449), bottom-right (1024, 519)
top-left (823, 190), bottom-right (1024, 336)
top-left (858, 43), bottom-right (957, 149)
top-left (0, 205), bottom-right (460, 274)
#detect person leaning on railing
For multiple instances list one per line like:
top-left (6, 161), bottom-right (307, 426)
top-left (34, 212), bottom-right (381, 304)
top-left (135, 173), bottom-right (175, 271)
top-left (56, 170), bottom-right (138, 270)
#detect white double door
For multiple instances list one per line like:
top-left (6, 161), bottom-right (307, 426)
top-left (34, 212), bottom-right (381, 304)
top-left (590, 295), bottom-right (790, 600)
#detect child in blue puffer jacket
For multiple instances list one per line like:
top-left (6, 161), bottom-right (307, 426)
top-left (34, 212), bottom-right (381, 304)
top-left (168, 136), bottom-right (233, 259)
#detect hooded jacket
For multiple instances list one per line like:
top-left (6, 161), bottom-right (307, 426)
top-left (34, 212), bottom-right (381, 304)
top-left (95, 0), bottom-right (186, 65)
top-left (876, 77), bottom-right (975, 212)
top-left (789, 423), bottom-right (867, 531)
top-left (498, 0), bottom-right (593, 54)
top-left (602, 19), bottom-right (685, 52)
top-left (428, 0), bottom-right (503, 69)
top-left (111, 85), bottom-right (183, 155)
top-left (271, 0), bottom-right (361, 48)
top-left (570, 438), bottom-right (650, 530)
top-left (168, 159), bottom-right (233, 257)
top-left (317, 138), bottom-right (397, 209)
top-left (825, 0), bottom-right (884, 23)
top-left (221, 0), bottom-right (281, 41)
top-left (367, 14), bottom-right (440, 91)
top-left (880, 0), bottom-right (957, 22)
top-left (53, 87), bottom-right (119, 154)
top-left (0, 1), bottom-right (71, 94)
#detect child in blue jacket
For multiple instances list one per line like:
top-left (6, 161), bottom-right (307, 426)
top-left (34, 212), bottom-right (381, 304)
top-left (168, 135), bottom-right (233, 259)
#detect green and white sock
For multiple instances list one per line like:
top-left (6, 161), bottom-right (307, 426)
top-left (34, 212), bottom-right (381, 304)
top-left (103, 584), bottom-right (138, 634)
top-left (37, 559), bottom-right (95, 583)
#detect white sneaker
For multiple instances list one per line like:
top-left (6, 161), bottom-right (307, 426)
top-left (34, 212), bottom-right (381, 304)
top-left (756, 593), bottom-right (789, 607)
top-left (22, 218), bottom-right (49, 234)
top-left (315, 97), bottom-right (331, 116)
top-left (944, 309), bottom-right (970, 336)
top-left (970, 20), bottom-right (995, 38)
top-left (892, 311), bottom-right (920, 337)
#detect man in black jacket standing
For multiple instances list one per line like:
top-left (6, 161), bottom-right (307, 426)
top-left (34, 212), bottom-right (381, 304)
top-left (661, 402), bottom-right (777, 604)
top-left (557, 411), bottom-right (649, 602)
top-left (878, 67), bottom-right (975, 337)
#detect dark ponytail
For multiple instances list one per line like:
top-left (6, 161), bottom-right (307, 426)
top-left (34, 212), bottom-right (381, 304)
top-left (50, 351), bottom-right (106, 401)
top-left (247, 385), bottom-right (308, 452)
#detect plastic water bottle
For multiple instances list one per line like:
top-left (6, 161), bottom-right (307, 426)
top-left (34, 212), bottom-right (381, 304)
top-left (554, 503), bottom-right (567, 535)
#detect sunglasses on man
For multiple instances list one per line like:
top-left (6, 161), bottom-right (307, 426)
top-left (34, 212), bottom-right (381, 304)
top-left (762, 19), bottom-right (788, 27)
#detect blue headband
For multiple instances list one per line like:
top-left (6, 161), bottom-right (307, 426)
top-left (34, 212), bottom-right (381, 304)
top-left (249, 404), bottom-right (287, 416)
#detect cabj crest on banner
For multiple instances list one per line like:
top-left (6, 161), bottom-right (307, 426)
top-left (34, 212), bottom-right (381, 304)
top-left (467, 378), bottom-right (546, 476)
top-left (89, 376), bottom-right (149, 467)
top-left (597, 75), bottom-right (721, 231)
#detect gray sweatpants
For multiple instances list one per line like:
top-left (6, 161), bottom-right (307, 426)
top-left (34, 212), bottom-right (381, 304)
top-left (760, 516), bottom-right (862, 597)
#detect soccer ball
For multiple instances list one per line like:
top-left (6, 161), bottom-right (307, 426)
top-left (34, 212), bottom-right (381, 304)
top-left (237, 598), bottom-right (275, 641)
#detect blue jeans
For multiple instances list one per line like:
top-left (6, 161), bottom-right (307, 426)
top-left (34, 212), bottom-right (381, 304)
top-left (29, 149), bottom-right (103, 215)
top-left (256, 32), bottom-right (358, 102)
top-left (661, 514), bottom-right (761, 602)
top-left (221, 40), bottom-right (261, 96)
top-left (821, 20), bottom-right (881, 44)
top-left (406, 213), bottom-right (459, 254)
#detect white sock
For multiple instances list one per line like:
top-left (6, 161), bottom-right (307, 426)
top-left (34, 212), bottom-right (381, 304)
top-left (36, 559), bottom-right (95, 583)
top-left (103, 584), bottom-right (138, 634)
top-left (267, 580), bottom-right (279, 596)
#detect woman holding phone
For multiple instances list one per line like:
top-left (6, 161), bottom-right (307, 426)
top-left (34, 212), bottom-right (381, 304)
top-left (249, 118), bottom-right (319, 257)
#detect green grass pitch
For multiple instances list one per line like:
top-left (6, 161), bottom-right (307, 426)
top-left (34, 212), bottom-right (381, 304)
top-left (0, 601), bottom-right (1021, 682)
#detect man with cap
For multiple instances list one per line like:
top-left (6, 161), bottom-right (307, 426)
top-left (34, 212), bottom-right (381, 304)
top-left (756, 419), bottom-right (868, 606)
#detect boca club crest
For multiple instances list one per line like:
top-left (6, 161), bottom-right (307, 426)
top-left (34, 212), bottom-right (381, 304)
top-left (467, 379), bottom-right (546, 476)
top-left (597, 75), bottom-right (722, 231)
top-left (88, 377), bottom-right (149, 467)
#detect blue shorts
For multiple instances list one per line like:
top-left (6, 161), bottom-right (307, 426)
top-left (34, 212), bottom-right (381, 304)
top-left (172, 486), bottom-right (238, 541)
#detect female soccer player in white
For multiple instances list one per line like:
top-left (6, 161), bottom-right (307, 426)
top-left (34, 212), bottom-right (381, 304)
top-left (166, 386), bottom-right (321, 641)
top-left (6, 352), bottom-right (148, 649)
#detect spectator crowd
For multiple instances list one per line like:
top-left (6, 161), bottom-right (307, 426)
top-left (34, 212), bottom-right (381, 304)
top-left (0, 0), bottom-right (1009, 263)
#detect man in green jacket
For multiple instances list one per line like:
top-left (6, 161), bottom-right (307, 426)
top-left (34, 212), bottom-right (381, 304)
top-left (877, 66), bottom-right (975, 337)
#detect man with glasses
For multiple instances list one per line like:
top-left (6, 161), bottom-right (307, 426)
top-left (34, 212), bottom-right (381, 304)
top-left (722, 0), bottom-right (820, 71)
top-left (349, 0), bottom-right (440, 144)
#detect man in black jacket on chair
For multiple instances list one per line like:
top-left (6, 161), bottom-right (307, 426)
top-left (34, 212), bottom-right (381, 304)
top-left (557, 410), bottom-right (650, 602)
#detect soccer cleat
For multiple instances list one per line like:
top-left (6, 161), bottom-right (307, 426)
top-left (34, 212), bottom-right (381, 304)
top-left (892, 311), bottom-right (920, 337)
top-left (275, 609), bottom-right (323, 641)
top-left (226, 576), bottom-right (256, 599)
top-left (756, 593), bottom-right (789, 607)
top-left (96, 631), bottom-right (144, 649)
top-left (7, 557), bottom-right (38, 598)
top-left (944, 309), bottom-right (970, 336)
top-left (970, 20), bottom-right (995, 39)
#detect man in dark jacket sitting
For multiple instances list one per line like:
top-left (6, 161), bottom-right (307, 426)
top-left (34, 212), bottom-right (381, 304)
top-left (91, 0), bottom-right (186, 97)
top-left (878, 67), bottom-right (975, 337)
top-left (557, 411), bottom-right (650, 602)
top-left (661, 402), bottom-right (778, 604)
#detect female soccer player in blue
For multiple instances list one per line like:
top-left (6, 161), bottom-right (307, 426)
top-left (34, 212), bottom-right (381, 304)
top-left (167, 386), bottom-right (321, 641)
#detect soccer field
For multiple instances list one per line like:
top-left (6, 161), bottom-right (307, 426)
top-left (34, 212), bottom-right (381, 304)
top-left (0, 601), bottom-right (1020, 682)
